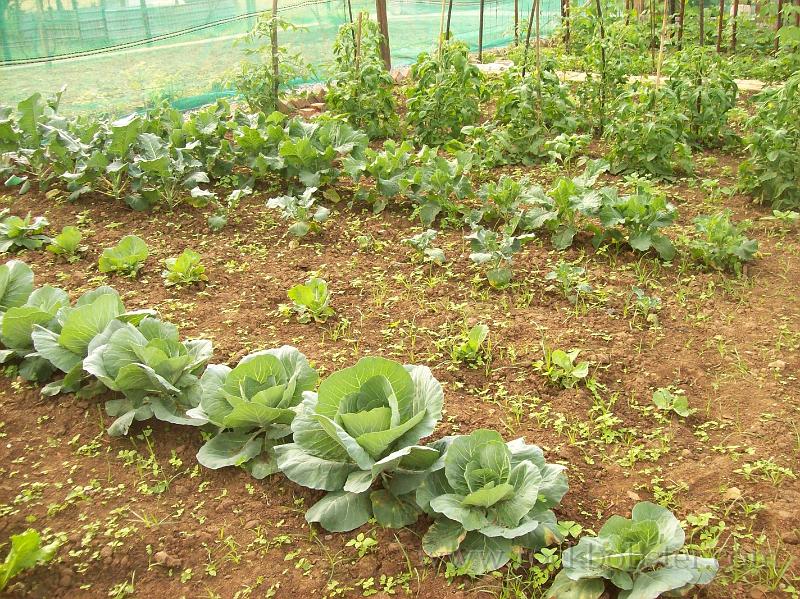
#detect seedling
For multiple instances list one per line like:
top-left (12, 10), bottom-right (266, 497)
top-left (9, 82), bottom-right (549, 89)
top-left (404, 229), bottom-right (446, 265)
top-left (284, 277), bottom-right (334, 323)
top-left (0, 210), bottom-right (50, 253)
top-left (46, 226), bottom-right (84, 262)
top-left (162, 249), bottom-right (208, 287)
top-left (652, 387), bottom-right (694, 417)
top-left (534, 345), bottom-right (590, 389)
top-left (98, 235), bottom-right (149, 277)
top-left (451, 323), bottom-right (490, 366)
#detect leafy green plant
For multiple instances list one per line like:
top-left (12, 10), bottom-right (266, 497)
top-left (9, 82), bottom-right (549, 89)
top-left (0, 260), bottom-right (34, 312)
top-left (98, 235), bottom-right (149, 277)
top-left (592, 185), bottom-right (677, 260)
top-left (405, 40), bottom-right (484, 146)
top-left (191, 346), bottom-right (317, 478)
top-left (162, 249), bottom-right (208, 287)
top-left (83, 316), bottom-right (212, 435)
top-left (344, 140), bottom-right (416, 213)
top-left (0, 284), bottom-right (69, 382)
top-left (548, 502), bottom-right (718, 599)
top-left (327, 14), bottom-right (397, 138)
top-left (285, 277), bottom-right (334, 323)
top-left (451, 324), bottom-right (489, 366)
top-left (417, 429), bottom-right (568, 575)
top-left (267, 186), bottom-right (330, 238)
top-left (625, 286), bottom-right (661, 325)
top-left (686, 210), bottom-right (758, 274)
top-left (32, 287), bottom-right (152, 396)
top-left (739, 71), bottom-right (800, 210)
top-left (606, 86), bottom-right (693, 180)
top-left (204, 187), bottom-right (252, 232)
top-left (466, 227), bottom-right (534, 289)
top-left (0, 210), bottom-right (50, 253)
top-left (534, 346), bottom-right (590, 389)
top-left (275, 356), bottom-right (444, 531)
top-left (544, 262), bottom-right (594, 306)
top-left (231, 16), bottom-right (312, 114)
top-left (408, 147), bottom-right (474, 226)
top-left (652, 387), bottom-right (693, 418)
top-left (404, 229), bottom-right (446, 265)
top-left (0, 528), bottom-right (60, 591)
top-left (46, 226), bottom-right (84, 261)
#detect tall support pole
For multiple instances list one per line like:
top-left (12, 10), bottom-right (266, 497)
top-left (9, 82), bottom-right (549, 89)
top-left (438, 0), bottom-right (446, 55)
top-left (698, 0), bottom-right (705, 45)
top-left (376, 0), bottom-right (391, 70)
top-left (594, 0), bottom-right (607, 135)
top-left (730, 0), bottom-right (739, 51)
top-left (677, 0), bottom-right (685, 48)
top-left (716, 0), bottom-right (725, 52)
top-left (655, 0), bottom-right (669, 86)
top-left (563, 0), bottom-right (571, 50)
top-left (270, 0), bottom-right (279, 102)
top-left (774, 0), bottom-right (784, 53)
top-left (478, 0), bottom-right (485, 62)
top-left (521, 0), bottom-right (536, 77)
top-left (514, 0), bottom-right (519, 44)
top-left (535, 0), bottom-right (542, 123)
top-left (446, 0), bottom-right (454, 40)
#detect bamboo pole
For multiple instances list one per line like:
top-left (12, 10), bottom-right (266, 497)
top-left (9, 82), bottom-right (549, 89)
top-left (478, 0), bottom-right (485, 62)
top-left (515, 0), bottom-right (520, 44)
top-left (535, 0), bottom-right (542, 123)
top-left (655, 0), bottom-right (669, 86)
top-left (270, 0), bottom-right (279, 102)
top-left (716, 0), bottom-right (725, 52)
top-left (564, 0), bottom-right (571, 50)
top-left (521, 0), bottom-right (536, 77)
top-left (677, 0), bottom-right (685, 49)
top-left (354, 12), bottom-right (363, 74)
top-left (446, 0), bottom-right (454, 40)
top-left (595, 0), bottom-right (607, 134)
top-left (438, 0), bottom-right (447, 55)
top-left (730, 0), bottom-right (739, 51)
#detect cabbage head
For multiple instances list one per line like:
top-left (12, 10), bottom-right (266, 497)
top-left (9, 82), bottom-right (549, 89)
top-left (417, 429), bottom-right (568, 575)
top-left (275, 356), bottom-right (444, 532)
top-left (83, 316), bottom-right (212, 435)
top-left (188, 346), bottom-right (317, 479)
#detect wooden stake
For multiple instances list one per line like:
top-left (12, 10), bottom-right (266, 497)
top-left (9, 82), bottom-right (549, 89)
top-left (354, 12), bottom-right (363, 75)
top-left (564, 0), bottom-right (571, 50)
top-left (716, 0), bottom-right (725, 52)
top-left (655, 0), bottom-right (669, 87)
top-left (774, 0), bottom-right (784, 53)
top-left (677, 0), bottom-right (685, 48)
top-left (375, 0), bottom-right (391, 69)
top-left (515, 0), bottom-right (520, 44)
top-left (521, 0), bottom-right (536, 77)
top-left (270, 0), bottom-right (279, 102)
top-left (730, 0), bottom-right (739, 51)
top-left (438, 0), bottom-right (447, 55)
top-left (535, 0), bottom-right (542, 123)
top-left (595, 0), bottom-right (607, 134)
top-left (478, 0), bottom-right (486, 62)
top-left (445, 0), bottom-right (454, 40)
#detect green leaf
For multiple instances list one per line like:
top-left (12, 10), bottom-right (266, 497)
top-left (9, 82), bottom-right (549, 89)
top-left (546, 571), bottom-right (606, 599)
top-left (305, 490), bottom-right (372, 532)
top-left (450, 531), bottom-right (515, 575)
top-left (370, 489), bottom-right (421, 528)
top-left (196, 432), bottom-right (263, 470)
top-left (422, 518), bottom-right (467, 557)
top-left (0, 529), bottom-right (59, 591)
top-left (0, 260), bottom-right (34, 311)
top-left (98, 235), bottom-right (149, 276)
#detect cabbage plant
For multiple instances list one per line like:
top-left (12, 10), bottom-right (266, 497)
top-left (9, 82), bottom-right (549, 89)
top-left (0, 210), bottom-right (51, 253)
top-left (0, 285), bottom-right (69, 381)
top-left (31, 287), bottom-right (152, 395)
top-left (83, 316), bottom-right (212, 436)
top-left (275, 356), bottom-right (444, 532)
top-left (98, 235), bottom-right (149, 276)
top-left (417, 429), bottom-right (568, 575)
top-left (548, 501), bottom-right (719, 599)
top-left (189, 346), bottom-right (317, 478)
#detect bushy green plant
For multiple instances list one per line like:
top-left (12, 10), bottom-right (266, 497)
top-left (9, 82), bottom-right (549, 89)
top-left (98, 235), bottom-right (149, 277)
top-left (326, 14), bottom-right (397, 138)
top-left (466, 227), bottom-right (534, 289)
top-left (686, 211), bottom-right (757, 274)
top-left (0, 529), bottom-right (60, 591)
top-left (739, 72), bottom-right (800, 210)
top-left (344, 139), bottom-right (416, 213)
top-left (267, 186), bottom-right (330, 237)
top-left (408, 148), bottom-right (474, 226)
top-left (0, 210), bottom-right (50, 253)
top-left (162, 249), bottom-right (208, 287)
top-left (451, 324), bottom-right (489, 366)
top-left (275, 356), bottom-right (444, 531)
top-left (83, 316), bottom-right (212, 435)
top-left (404, 229), bottom-right (446, 265)
top-left (417, 429), bottom-right (567, 575)
top-left (285, 277), bottom-right (334, 323)
top-left (534, 346), bottom-right (590, 388)
top-left (405, 40), bottom-right (484, 146)
top-left (192, 346), bottom-right (317, 478)
top-left (548, 502), bottom-right (718, 599)
top-left (545, 262), bottom-right (594, 306)
top-left (46, 226), bottom-right (83, 261)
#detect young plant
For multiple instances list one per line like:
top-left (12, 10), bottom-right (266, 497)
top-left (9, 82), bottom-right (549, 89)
top-left (534, 346), bottom-right (590, 389)
top-left (548, 502), bottom-right (719, 599)
top-left (206, 187), bottom-right (252, 232)
top-left (451, 324), bottom-right (490, 366)
top-left (625, 286), bottom-right (662, 325)
top-left (285, 277), bottom-right (334, 323)
top-left (267, 186), bottom-right (330, 238)
top-left (0, 210), bottom-right (50, 253)
top-left (545, 262), bottom-right (594, 306)
top-left (0, 529), bottom-right (60, 591)
top-left (344, 140), bottom-right (416, 213)
top-left (403, 229), bottom-right (446, 265)
top-left (466, 227), bottom-right (534, 289)
top-left (98, 235), bottom-right (149, 277)
top-left (46, 226), bottom-right (84, 261)
top-left (686, 210), bottom-right (758, 274)
top-left (652, 387), bottom-right (694, 418)
top-left (83, 316), bottom-right (213, 435)
top-left (162, 249), bottom-right (208, 288)
top-left (275, 356), bottom-right (444, 531)
top-left (417, 429), bottom-right (568, 575)
top-left (190, 346), bottom-right (317, 478)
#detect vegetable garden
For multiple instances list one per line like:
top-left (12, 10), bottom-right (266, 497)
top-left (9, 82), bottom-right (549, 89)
top-left (0, 1), bottom-right (798, 598)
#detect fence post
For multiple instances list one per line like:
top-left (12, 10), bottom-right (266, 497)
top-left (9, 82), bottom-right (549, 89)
top-left (375, 0), bottom-right (391, 70)
top-left (716, 0), bottom-right (725, 51)
top-left (730, 0), bottom-right (738, 51)
top-left (514, 0), bottom-right (519, 44)
top-left (478, 0), bottom-right (485, 61)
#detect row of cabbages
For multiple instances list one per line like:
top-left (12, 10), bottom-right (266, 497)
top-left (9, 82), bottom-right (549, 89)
top-left (0, 258), bottom-right (719, 596)
top-left (0, 258), bottom-right (564, 574)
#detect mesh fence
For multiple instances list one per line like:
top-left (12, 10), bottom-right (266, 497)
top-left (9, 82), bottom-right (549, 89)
top-left (0, 0), bottom-right (561, 115)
